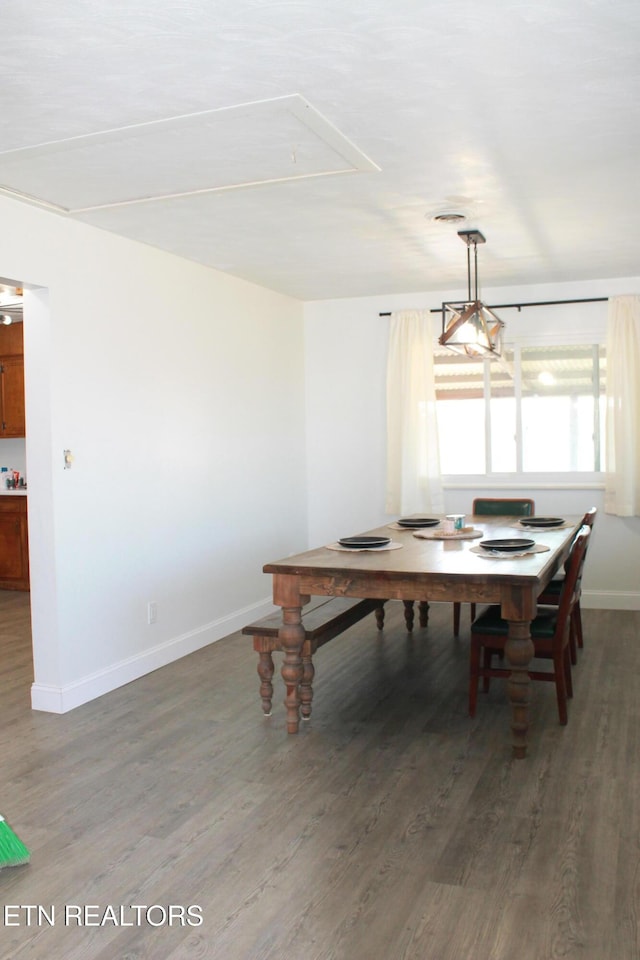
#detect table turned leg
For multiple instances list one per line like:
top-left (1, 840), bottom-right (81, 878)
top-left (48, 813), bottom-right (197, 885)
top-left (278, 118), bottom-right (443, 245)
top-left (505, 619), bottom-right (535, 759)
top-left (375, 603), bottom-right (386, 629)
top-left (273, 575), bottom-right (307, 734)
top-left (418, 601), bottom-right (430, 627)
top-left (279, 606), bottom-right (305, 733)
top-left (403, 600), bottom-right (415, 631)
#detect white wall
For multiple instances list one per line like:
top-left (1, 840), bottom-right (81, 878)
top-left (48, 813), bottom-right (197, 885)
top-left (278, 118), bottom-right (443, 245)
top-left (304, 276), bottom-right (640, 610)
top-left (0, 193), bottom-right (307, 712)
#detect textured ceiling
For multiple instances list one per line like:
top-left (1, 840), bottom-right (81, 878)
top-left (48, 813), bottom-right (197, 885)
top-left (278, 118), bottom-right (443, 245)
top-left (1, 0), bottom-right (639, 300)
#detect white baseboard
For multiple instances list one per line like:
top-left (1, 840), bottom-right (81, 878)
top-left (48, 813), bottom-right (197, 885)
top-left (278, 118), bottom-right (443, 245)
top-left (31, 596), bottom-right (274, 714)
top-left (582, 589), bottom-right (640, 611)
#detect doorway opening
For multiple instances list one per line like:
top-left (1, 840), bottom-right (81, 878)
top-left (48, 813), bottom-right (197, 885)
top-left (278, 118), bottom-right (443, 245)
top-left (0, 275), bottom-right (55, 711)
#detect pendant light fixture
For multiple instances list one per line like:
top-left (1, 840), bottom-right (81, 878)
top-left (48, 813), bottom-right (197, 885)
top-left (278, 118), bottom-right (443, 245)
top-left (438, 229), bottom-right (504, 359)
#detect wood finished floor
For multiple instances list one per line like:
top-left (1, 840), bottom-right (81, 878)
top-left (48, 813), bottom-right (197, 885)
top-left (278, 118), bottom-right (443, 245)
top-left (0, 592), bottom-right (639, 960)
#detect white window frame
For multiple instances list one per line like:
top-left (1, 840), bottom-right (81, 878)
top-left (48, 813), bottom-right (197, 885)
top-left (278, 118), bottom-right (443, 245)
top-left (435, 337), bottom-right (606, 491)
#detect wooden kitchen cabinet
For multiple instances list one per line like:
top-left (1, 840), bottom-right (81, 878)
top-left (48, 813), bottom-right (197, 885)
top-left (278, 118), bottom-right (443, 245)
top-left (0, 355), bottom-right (25, 437)
top-left (0, 496), bottom-right (29, 591)
top-left (0, 322), bottom-right (25, 438)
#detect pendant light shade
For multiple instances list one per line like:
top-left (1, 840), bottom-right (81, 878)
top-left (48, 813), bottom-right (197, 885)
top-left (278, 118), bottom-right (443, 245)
top-left (439, 230), bottom-right (504, 359)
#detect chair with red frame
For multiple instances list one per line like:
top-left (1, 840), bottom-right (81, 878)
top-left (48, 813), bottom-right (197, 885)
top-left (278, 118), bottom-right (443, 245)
top-left (536, 507), bottom-right (596, 661)
top-left (468, 524), bottom-right (591, 726)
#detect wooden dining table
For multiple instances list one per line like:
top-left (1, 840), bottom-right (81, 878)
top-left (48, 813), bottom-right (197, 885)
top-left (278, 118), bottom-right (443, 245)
top-left (263, 514), bottom-right (583, 758)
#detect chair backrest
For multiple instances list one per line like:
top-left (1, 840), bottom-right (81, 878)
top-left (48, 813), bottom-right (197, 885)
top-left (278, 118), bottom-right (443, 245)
top-left (555, 525), bottom-right (591, 638)
top-left (560, 508), bottom-right (596, 577)
top-left (472, 497), bottom-right (535, 517)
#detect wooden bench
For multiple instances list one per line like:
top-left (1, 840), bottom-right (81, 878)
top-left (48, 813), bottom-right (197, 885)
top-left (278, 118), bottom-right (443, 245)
top-left (242, 596), bottom-right (386, 719)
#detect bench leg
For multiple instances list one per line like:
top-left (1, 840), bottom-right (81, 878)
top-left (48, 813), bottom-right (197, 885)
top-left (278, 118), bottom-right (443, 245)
top-left (300, 653), bottom-right (314, 720)
top-left (375, 603), bottom-right (386, 629)
top-left (256, 650), bottom-right (275, 716)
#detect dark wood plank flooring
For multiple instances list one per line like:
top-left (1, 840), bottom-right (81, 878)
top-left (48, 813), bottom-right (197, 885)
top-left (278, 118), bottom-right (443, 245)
top-left (0, 592), bottom-right (638, 959)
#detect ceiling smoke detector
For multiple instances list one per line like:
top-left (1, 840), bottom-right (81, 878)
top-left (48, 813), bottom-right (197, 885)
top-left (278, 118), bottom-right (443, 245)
top-left (432, 212), bottom-right (466, 224)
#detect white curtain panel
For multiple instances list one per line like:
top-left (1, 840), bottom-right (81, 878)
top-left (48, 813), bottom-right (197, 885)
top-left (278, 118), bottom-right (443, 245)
top-left (605, 294), bottom-right (640, 516)
top-left (386, 309), bottom-right (444, 515)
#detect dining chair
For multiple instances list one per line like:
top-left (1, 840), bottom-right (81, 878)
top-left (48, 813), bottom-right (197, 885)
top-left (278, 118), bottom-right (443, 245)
top-left (537, 507), bottom-right (597, 659)
top-left (453, 497), bottom-right (535, 635)
top-left (468, 524), bottom-right (591, 725)
top-left (470, 497), bottom-right (535, 518)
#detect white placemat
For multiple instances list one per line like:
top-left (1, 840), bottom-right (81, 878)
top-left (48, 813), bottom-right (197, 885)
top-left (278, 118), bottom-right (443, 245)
top-left (413, 527), bottom-right (483, 541)
top-left (326, 541), bottom-right (404, 553)
top-left (470, 543), bottom-right (550, 558)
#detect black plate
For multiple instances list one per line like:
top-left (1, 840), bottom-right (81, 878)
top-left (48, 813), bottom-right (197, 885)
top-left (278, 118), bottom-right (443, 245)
top-left (397, 517), bottom-right (440, 528)
top-left (479, 538), bottom-right (536, 553)
top-left (338, 536), bottom-right (391, 549)
top-left (519, 517), bottom-right (565, 528)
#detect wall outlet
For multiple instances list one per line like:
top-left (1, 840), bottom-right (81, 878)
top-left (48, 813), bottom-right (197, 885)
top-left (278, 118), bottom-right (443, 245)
top-left (147, 601), bottom-right (157, 625)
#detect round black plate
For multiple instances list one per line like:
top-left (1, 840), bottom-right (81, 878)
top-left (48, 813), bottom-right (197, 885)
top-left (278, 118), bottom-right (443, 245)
top-left (397, 517), bottom-right (440, 528)
top-left (479, 538), bottom-right (536, 553)
top-left (519, 517), bottom-right (565, 528)
top-left (338, 536), bottom-right (391, 549)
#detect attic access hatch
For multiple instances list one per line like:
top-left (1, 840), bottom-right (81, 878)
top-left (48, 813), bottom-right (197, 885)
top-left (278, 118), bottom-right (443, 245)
top-left (0, 95), bottom-right (380, 213)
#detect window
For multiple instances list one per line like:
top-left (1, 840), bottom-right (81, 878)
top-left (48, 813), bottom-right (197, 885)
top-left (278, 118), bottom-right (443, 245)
top-left (434, 343), bottom-right (606, 476)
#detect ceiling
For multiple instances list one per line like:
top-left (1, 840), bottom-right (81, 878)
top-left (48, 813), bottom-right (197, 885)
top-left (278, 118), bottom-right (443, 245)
top-left (1, 0), bottom-right (639, 301)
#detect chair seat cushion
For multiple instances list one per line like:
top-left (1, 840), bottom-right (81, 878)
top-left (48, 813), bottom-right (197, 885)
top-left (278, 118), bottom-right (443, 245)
top-left (471, 604), bottom-right (557, 638)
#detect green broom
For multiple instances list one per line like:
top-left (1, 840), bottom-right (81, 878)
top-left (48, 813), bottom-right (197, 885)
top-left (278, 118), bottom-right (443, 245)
top-left (0, 814), bottom-right (30, 868)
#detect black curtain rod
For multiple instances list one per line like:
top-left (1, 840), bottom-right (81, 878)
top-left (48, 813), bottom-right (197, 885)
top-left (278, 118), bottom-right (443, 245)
top-left (378, 296), bottom-right (608, 317)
